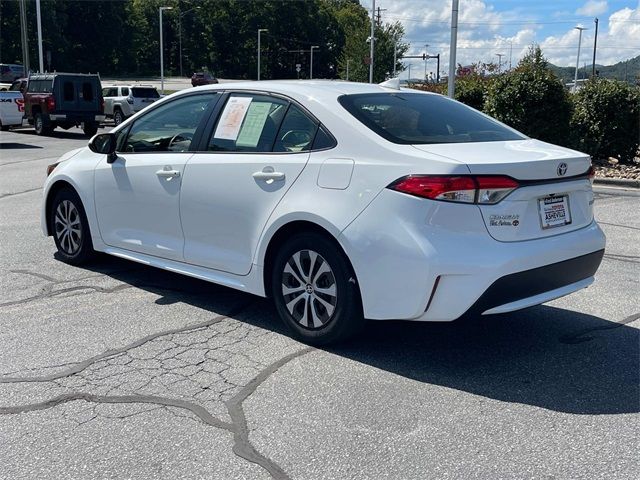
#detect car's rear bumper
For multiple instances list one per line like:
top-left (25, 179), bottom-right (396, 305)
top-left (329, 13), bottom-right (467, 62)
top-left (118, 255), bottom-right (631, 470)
top-left (339, 189), bottom-right (606, 321)
top-left (49, 114), bottom-right (105, 123)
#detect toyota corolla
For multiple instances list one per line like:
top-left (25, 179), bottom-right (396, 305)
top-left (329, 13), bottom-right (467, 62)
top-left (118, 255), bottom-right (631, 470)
top-left (42, 80), bottom-right (605, 344)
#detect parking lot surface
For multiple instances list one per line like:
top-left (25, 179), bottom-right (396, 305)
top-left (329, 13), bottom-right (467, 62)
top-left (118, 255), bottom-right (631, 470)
top-left (1, 127), bottom-right (638, 479)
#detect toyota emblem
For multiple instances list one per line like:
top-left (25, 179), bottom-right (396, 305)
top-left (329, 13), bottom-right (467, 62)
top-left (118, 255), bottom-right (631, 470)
top-left (557, 163), bottom-right (568, 176)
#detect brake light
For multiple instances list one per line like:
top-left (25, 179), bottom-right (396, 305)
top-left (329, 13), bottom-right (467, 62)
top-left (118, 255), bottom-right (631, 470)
top-left (46, 96), bottom-right (55, 111)
top-left (388, 175), bottom-right (519, 205)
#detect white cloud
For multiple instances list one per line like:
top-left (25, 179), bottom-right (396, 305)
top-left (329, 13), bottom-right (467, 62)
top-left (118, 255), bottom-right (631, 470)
top-left (576, 1), bottom-right (609, 16)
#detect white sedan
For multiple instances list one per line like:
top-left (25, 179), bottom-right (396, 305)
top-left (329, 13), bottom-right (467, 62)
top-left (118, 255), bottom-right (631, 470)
top-left (42, 80), bottom-right (606, 344)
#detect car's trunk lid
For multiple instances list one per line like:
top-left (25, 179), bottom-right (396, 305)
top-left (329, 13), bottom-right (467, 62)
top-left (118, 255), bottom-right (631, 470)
top-left (412, 139), bottom-right (595, 242)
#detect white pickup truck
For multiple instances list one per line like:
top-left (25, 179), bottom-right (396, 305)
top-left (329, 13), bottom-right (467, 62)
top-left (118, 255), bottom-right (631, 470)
top-left (0, 91), bottom-right (24, 130)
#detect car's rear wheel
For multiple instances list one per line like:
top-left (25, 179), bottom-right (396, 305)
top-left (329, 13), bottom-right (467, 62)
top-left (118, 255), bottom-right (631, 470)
top-left (82, 122), bottom-right (98, 137)
top-left (271, 233), bottom-right (364, 345)
top-left (50, 188), bottom-right (95, 265)
top-left (113, 108), bottom-right (124, 126)
top-left (34, 113), bottom-right (52, 136)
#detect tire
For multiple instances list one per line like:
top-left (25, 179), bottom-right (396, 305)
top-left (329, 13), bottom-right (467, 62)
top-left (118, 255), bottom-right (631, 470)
top-left (49, 188), bottom-right (95, 265)
top-left (271, 232), bottom-right (365, 345)
top-left (113, 108), bottom-right (124, 126)
top-left (0, 124), bottom-right (9, 132)
top-left (82, 122), bottom-right (98, 137)
top-left (34, 113), bottom-right (52, 136)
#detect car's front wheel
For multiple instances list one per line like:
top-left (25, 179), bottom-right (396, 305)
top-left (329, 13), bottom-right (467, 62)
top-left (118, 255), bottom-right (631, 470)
top-left (50, 188), bottom-right (95, 265)
top-left (271, 233), bottom-right (364, 345)
top-left (113, 108), bottom-right (124, 126)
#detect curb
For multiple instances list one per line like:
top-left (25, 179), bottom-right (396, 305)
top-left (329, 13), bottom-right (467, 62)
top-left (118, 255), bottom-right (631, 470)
top-left (594, 177), bottom-right (640, 189)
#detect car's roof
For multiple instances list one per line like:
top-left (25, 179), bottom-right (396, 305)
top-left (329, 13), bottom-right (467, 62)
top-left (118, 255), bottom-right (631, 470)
top-left (190, 80), bottom-right (431, 102)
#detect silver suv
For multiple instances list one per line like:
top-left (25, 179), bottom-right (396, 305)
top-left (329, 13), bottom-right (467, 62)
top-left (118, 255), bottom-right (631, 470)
top-left (102, 85), bottom-right (160, 125)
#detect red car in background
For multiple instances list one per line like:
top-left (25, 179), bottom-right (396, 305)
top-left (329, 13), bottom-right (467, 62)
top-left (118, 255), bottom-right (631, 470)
top-left (191, 71), bottom-right (218, 87)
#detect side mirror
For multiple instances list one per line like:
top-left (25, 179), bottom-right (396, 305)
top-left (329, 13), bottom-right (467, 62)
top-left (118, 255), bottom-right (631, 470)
top-left (88, 132), bottom-right (118, 163)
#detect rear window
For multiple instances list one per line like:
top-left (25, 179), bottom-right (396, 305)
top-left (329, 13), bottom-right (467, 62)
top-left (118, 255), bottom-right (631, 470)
top-left (338, 92), bottom-right (525, 144)
top-left (132, 87), bottom-right (159, 98)
top-left (27, 79), bottom-right (53, 93)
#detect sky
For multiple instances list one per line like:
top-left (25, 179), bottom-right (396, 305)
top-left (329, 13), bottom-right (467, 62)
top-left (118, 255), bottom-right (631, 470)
top-left (360, 0), bottom-right (640, 79)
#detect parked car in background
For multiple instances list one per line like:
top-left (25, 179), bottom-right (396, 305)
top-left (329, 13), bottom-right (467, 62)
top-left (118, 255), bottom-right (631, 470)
top-left (0, 63), bottom-right (25, 82)
top-left (102, 85), bottom-right (160, 125)
top-left (41, 81), bottom-right (605, 345)
top-left (9, 78), bottom-right (28, 95)
top-left (191, 71), bottom-right (218, 87)
top-left (23, 72), bottom-right (104, 136)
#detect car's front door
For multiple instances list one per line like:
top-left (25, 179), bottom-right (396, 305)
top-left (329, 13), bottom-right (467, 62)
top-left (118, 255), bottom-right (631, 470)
top-left (181, 93), bottom-right (320, 275)
top-left (94, 92), bottom-right (219, 261)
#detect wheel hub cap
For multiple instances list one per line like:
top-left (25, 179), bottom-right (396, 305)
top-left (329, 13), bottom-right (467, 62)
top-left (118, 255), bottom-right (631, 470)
top-left (281, 250), bottom-right (337, 329)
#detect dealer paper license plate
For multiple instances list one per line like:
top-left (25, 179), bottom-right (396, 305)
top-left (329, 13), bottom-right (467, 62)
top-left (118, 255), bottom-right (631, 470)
top-left (539, 195), bottom-right (571, 229)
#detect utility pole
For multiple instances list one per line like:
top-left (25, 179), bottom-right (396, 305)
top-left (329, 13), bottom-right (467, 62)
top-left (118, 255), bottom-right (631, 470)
top-left (424, 44), bottom-right (429, 82)
top-left (310, 46), bottom-right (319, 79)
top-left (448, 0), bottom-right (459, 98)
top-left (36, 0), bottom-right (44, 72)
top-left (159, 6), bottom-right (173, 95)
top-left (573, 25), bottom-right (587, 92)
top-left (369, 0), bottom-right (375, 83)
top-left (257, 28), bottom-right (268, 80)
top-left (19, 0), bottom-right (29, 74)
top-left (592, 17), bottom-right (598, 77)
top-left (496, 53), bottom-right (504, 73)
top-left (376, 6), bottom-right (387, 26)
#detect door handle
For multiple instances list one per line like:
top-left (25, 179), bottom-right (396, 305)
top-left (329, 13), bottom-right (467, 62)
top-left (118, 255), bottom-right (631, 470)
top-left (156, 168), bottom-right (181, 178)
top-left (252, 171), bottom-right (285, 181)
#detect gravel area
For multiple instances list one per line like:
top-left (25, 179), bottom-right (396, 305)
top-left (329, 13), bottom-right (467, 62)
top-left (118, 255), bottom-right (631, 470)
top-left (594, 157), bottom-right (640, 181)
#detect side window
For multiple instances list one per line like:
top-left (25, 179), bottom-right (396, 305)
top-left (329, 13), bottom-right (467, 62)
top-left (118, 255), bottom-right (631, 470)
top-left (63, 81), bottom-right (75, 102)
top-left (208, 94), bottom-right (287, 152)
top-left (101, 87), bottom-right (110, 97)
top-left (273, 104), bottom-right (318, 153)
top-left (122, 93), bottom-right (216, 153)
top-left (311, 126), bottom-right (336, 150)
top-left (81, 82), bottom-right (94, 102)
top-left (121, 87), bottom-right (129, 96)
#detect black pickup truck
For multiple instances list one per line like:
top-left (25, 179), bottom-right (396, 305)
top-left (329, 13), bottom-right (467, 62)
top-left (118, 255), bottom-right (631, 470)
top-left (22, 73), bottom-right (105, 136)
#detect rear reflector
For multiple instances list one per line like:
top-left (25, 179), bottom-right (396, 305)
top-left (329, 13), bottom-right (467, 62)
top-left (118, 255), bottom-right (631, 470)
top-left (388, 175), bottom-right (519, 205)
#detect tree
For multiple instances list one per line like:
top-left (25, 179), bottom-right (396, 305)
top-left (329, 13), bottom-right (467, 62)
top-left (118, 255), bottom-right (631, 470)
top-left (484, 45), bottom-right (572, 146)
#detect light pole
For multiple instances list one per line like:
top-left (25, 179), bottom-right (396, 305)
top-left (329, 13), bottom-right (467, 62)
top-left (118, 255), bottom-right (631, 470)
top-left (179, 6), bottom-right (200, 78)
top-left (448, 0), bottom-right (459, 98)
top-left (369, 0), bottom-right (376, 83)
top-left (574, 26), bottom-right (587, 92)
top-left (424, 44), bottom-right (429, 82)
top-left (257, 28), bottom-right (268, 80)
top-left (36, 0), bottom-right (44, 72)
top-left (159, 6), bottom-right (173, 95)
top-left (310, 45), bottom-right (319, 79)
top-left (496, 53), bottom-right (504, 73)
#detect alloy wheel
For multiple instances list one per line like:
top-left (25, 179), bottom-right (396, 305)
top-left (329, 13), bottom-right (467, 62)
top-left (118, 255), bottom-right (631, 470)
top-left (54, 200), bottom-right (82, 255)
top-left (281, 249), bottom-right (337, 329)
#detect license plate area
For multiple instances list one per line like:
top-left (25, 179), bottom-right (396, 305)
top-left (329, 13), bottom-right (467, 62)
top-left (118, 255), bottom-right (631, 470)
top-left (538, 195), bottom-right (571, 229)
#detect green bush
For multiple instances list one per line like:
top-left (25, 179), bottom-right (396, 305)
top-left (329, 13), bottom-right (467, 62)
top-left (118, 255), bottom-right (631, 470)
top-left (454, 75), bottom-right (488, 111)
top-left (570, 79), bottom-right (640, 162)
top-left (484, 47), bottom-right (572, 146)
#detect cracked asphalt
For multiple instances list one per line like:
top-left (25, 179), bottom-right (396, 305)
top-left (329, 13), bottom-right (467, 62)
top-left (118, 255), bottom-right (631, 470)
top-left (1, 127), bottom-right (639, 480)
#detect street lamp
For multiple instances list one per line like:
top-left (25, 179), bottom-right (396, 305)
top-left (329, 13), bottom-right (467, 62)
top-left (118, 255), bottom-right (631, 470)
top-left (159, 6), bottom-right (173, 95)
top-left (179, 6), bottom-right (200, 78)
top-left (257, 29), bottom-right (268, 80)
top-left (310, 45), bottom-right (319, 79)
top-left (574, 26), bottom-right (587, 92)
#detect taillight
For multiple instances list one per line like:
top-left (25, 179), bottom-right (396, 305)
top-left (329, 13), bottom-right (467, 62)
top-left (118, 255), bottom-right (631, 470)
top-left (388, 175), bottom-right (519, 205)
top-left (46, 96), bottom-right (55, 111)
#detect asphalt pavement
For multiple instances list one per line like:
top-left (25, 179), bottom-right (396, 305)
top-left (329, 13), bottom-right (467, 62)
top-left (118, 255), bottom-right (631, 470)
top-left (0, 127), bottom-right (638, 480)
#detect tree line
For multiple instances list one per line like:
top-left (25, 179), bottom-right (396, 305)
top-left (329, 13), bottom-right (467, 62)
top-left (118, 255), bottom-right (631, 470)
top-left (0, 0), bottom-right (409, 82)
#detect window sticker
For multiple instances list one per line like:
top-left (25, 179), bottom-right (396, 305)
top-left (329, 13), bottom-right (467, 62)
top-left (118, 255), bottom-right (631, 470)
top-left (236, 101), bottom-right (272, 148)
top-left (214, 96), bottom-right (252, 140)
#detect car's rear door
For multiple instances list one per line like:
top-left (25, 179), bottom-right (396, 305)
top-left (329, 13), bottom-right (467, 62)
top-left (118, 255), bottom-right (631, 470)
top-left (180, 92), bottom-right (317, 275)
top-left (94, 92), bottom-right (219, 261)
